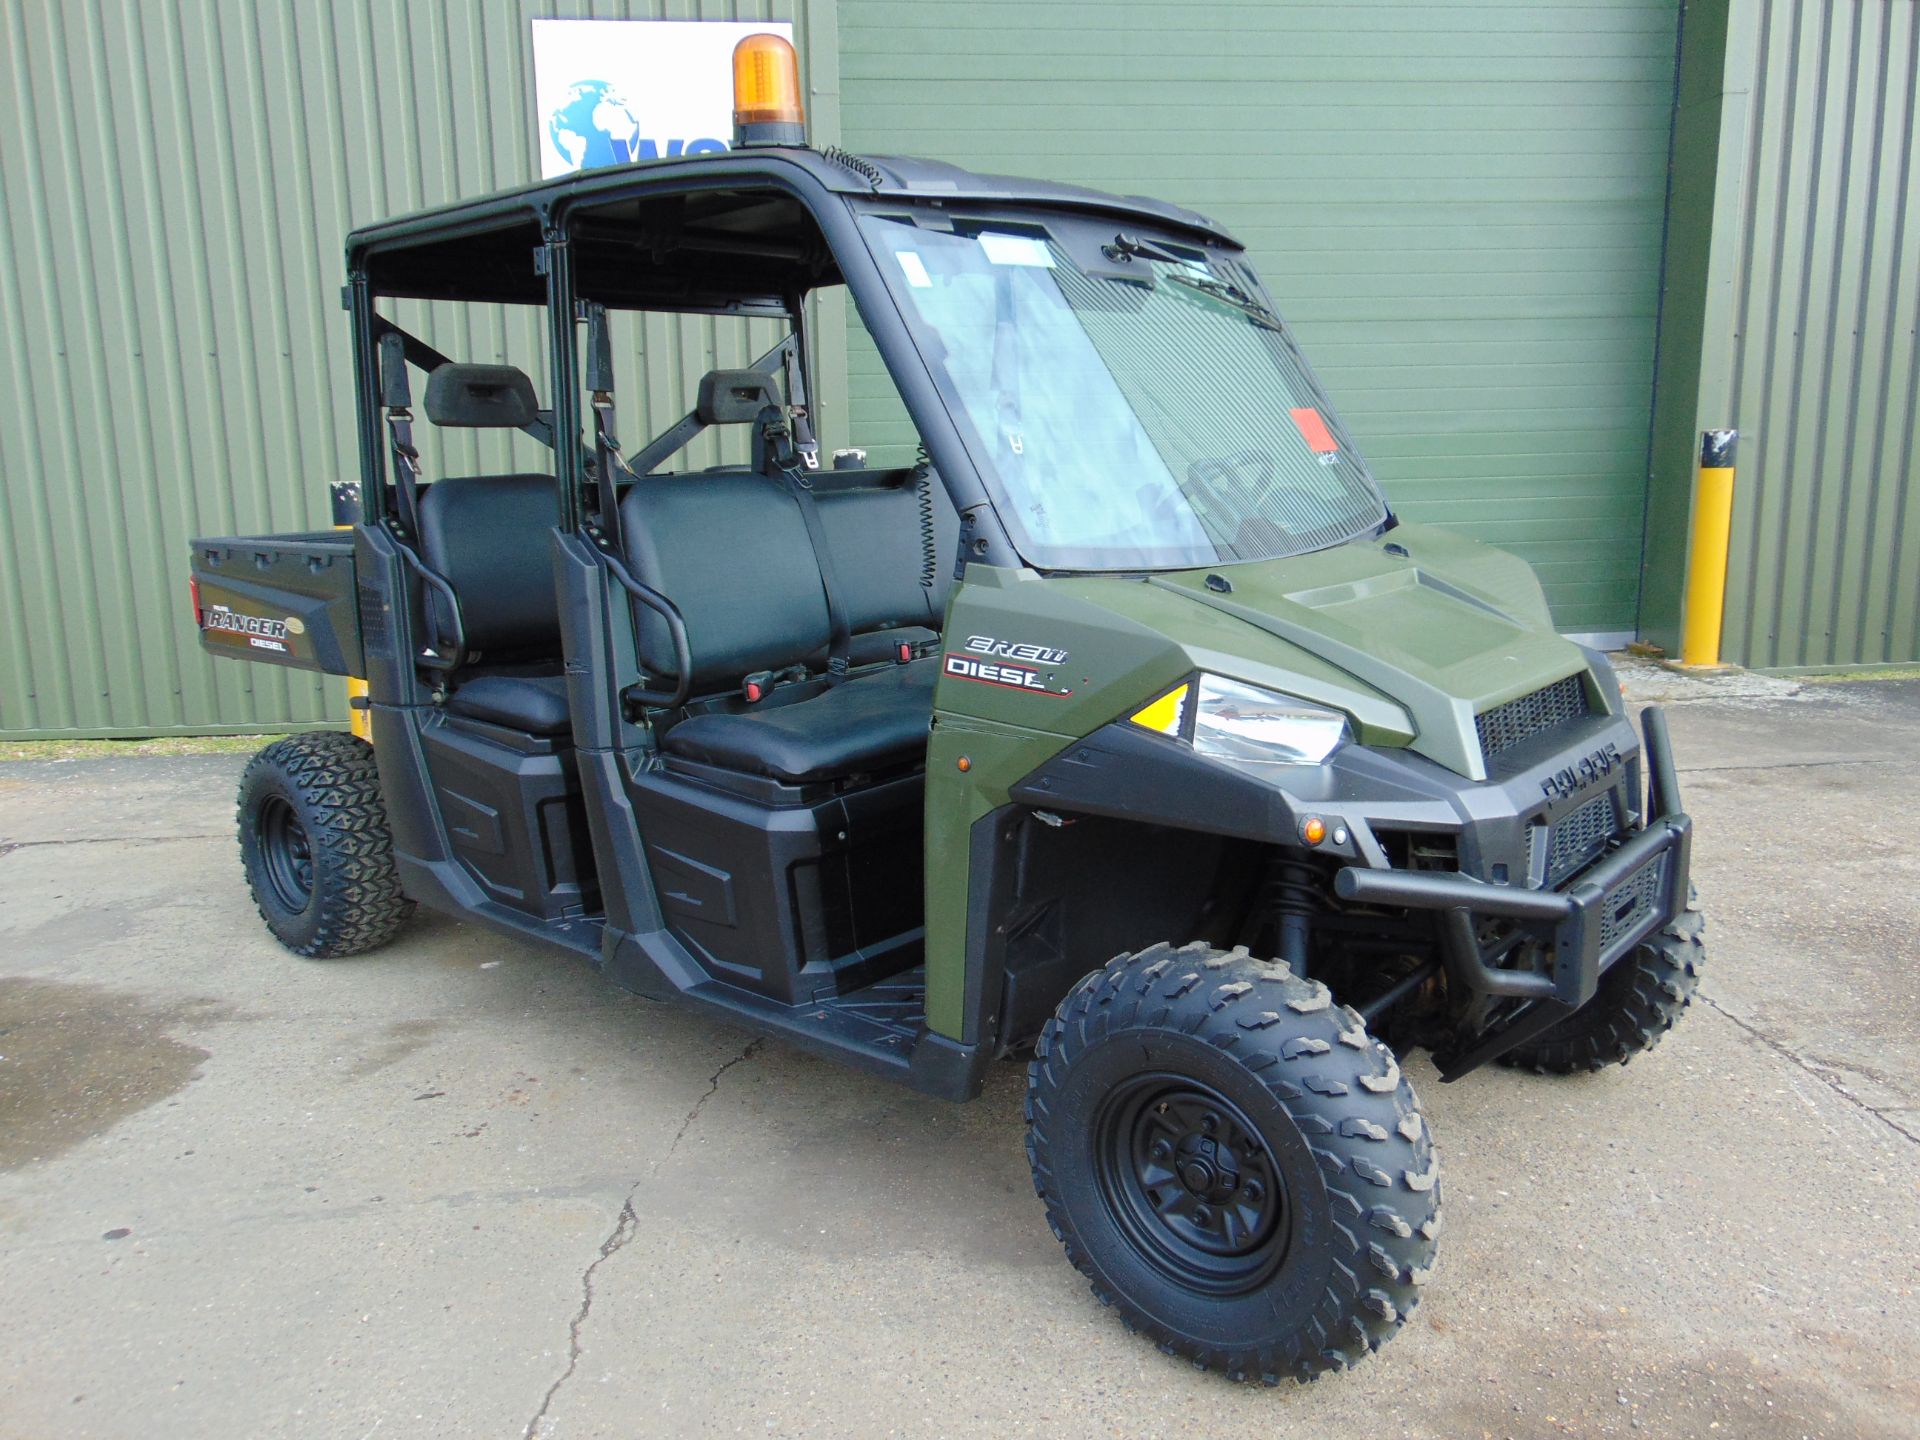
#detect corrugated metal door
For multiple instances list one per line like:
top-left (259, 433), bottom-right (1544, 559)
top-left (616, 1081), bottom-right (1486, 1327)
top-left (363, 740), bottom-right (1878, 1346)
top-left (836, 0), bottom-right (1682, 636)
top-left (1714, 0), bottom-right (1920, 670)
top-left (0, 0), bottom-right (832, 738)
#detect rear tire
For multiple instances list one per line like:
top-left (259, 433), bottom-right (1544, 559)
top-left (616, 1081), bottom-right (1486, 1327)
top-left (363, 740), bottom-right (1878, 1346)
top-left (237, 732), bottom-right (412, 958)
top-left (1026, 942), bottom-right (1438, 1383)
top-left (1498, 888), bottom-right (1704, 1074)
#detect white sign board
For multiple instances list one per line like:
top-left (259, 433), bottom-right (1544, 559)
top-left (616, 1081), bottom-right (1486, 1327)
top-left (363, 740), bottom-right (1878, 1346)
top-left (530, 19), bottom-right (795, 179)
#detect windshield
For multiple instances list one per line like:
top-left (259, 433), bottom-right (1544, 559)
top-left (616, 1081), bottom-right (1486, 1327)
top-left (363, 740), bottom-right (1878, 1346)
top-left (858, 213), bottom-right (1389, 572)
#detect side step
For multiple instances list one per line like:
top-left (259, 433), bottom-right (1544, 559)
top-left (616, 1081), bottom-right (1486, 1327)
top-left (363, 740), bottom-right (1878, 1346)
top-left (803, 966), bottom-right (928, 1055)
top-left (397, 854), bottom-right (605, 960)
top-left (404, 855), bottom-right (983, 1096)
top-left (609, 933), bottom-right (986, 1100)
top-left (680, 965), bottom-right (927, 1083)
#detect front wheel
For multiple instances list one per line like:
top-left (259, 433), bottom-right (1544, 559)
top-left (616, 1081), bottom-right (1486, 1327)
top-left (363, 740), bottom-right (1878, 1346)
top-left (1026, 942), bottom-right (1439, 1383)
top-left (1498, 889), bottom-right (1705, 1074)
top-left (237, 731), bottom-right (412, 958)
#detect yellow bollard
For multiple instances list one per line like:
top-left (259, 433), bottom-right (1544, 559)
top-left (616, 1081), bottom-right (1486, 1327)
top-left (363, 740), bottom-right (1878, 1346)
top-left (1680, 429), bottom-right (1737, 668)
top-left (331, 481), bottom-right (373, 743)
top-left (345, 677), bottom-right (372, 744)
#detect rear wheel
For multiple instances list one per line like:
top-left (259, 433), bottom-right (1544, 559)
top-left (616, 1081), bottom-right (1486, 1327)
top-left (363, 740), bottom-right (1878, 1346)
top-left (1498, 889), bottom-right (1704, 1074)
top-left (237, 732), bottom-right (412, 957)
top-left (1026, 942), bottom-right (1438, 1383)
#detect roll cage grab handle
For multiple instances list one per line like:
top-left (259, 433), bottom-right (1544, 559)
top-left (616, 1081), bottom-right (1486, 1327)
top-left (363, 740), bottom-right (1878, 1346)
top-left (375, 326), bottom-right (468, 675)
top-left (574, 301), bottom-right (806, 712)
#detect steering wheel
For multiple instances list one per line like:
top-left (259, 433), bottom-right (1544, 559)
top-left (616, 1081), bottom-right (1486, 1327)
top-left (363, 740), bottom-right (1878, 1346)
top-left (1186, 450), bottom-right (1277, 497)
top-left (1183, 450), bottom-right (1334, 553)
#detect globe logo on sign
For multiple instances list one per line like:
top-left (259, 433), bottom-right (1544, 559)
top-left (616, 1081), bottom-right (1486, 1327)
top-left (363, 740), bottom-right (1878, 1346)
top-left (547, 79), bottom-right (643, 172)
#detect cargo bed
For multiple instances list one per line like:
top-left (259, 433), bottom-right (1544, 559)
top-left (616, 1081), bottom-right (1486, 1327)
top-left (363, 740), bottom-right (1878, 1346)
top-left (189, 530), bottom-right (362, 676)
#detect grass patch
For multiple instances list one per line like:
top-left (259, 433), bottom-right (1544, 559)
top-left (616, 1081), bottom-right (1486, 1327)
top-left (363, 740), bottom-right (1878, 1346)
top-left (1797, 666), bottom-right (1920, 685)
top-left (0, 734), bottom-right (289, 762)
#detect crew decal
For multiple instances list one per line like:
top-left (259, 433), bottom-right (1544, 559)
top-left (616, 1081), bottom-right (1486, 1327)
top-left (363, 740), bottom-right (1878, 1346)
top-left (944, 634), bottom-right (1073, 696)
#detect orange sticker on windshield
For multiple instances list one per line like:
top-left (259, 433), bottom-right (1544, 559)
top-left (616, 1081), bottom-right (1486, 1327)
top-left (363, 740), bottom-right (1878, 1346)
top-left (1290, 407), bottom-right (1337, 454)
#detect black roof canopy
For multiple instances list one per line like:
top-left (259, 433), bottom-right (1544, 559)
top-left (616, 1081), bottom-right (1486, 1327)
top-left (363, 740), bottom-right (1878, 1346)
top-left (346, 148), bottom-right (1238, 309)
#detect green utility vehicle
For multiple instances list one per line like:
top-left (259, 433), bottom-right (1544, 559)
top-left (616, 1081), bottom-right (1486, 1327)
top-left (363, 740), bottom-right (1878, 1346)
top-left (188, 37), bottom-right (1700, 1383)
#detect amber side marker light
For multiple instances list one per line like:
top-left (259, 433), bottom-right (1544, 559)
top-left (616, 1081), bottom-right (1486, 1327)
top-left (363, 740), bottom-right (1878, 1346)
top-left (732, 33), bottom-right (806, 147)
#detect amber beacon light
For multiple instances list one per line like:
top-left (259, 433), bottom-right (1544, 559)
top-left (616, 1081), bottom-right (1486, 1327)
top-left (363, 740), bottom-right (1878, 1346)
top-left (732, 34), bottom-right (806, 147)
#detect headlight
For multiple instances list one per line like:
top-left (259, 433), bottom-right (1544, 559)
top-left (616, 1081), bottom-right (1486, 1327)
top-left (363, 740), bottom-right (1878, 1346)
top-left (1131, 675), bottom-right (1349, 766)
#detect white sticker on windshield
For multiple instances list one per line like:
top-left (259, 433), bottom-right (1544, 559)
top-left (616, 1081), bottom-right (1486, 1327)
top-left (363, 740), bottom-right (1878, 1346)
top-left (978, 232), bottom-right (1054, 268)
top-left (895, 250), bottom-right (932, 288)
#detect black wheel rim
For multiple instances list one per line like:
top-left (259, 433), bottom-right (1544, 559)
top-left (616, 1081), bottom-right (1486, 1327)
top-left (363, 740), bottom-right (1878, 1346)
top-left (1093, 1073), bottom-right (1290, 1295)
top-left (258, 795), bottom-right (315, 913)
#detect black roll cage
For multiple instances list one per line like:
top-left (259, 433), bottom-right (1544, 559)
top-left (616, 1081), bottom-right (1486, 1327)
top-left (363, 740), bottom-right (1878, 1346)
top-left (337, 150), bottom-right (1268, 727)
top-left (343, 150), bottom-right (1237, 577)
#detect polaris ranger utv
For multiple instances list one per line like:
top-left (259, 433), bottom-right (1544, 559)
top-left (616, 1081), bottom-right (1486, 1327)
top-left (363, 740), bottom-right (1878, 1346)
top-left (188, 36), bottom-right (1701, 1383)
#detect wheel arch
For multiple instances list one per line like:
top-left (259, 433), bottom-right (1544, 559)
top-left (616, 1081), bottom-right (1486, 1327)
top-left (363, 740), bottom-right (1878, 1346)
top-left (969, 804), bottom-right (1278, 1054)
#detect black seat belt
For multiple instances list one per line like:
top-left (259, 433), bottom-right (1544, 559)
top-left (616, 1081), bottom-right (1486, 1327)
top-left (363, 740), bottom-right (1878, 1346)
top-left (378, 331), bottom-right (426, 542)
top-left (759, 406), bottom-right (851, 683)
top-left (376, 329), bottom-right (468, 672)
top-left (583, 302), bottom-right (627, 546)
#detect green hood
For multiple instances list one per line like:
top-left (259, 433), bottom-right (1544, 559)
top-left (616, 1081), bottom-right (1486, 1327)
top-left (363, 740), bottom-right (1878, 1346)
top-left (1152, 524), bottom-right (1593, 779)
top-left (1014, 525), bottom-right (1596, 781)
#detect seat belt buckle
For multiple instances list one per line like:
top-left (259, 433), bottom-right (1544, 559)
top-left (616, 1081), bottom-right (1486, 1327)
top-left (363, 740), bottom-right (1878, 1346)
top-left (895, 641), bottom-right (914, 665)
top-left (827, 655), bottom-right (850, 679)
top-left (742, 670), bottom-right (776, 703)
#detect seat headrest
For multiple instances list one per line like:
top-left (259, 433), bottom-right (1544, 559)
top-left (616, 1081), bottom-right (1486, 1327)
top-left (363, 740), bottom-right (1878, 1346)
top-left (425, 364), bottom-right (539, 428)
top-left (696, 369), bottom-right (782, 426)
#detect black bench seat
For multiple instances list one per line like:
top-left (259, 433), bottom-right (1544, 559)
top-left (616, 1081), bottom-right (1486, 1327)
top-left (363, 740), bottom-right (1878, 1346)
top-left (443, 673), bottom-right (572, 735)
top-left (622, 466), bottom-right (947, 784)
top-left (660, 658), bottom-right (937, 782)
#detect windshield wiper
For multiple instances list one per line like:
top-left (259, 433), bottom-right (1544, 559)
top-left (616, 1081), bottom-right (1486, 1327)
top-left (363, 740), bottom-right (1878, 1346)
top-left (1102, 231), bottom-right (1189, 264)
top-left (1100, 232), bottom-right (1280, 323)
top-left (1162, 269), bottom-right (1282, 328)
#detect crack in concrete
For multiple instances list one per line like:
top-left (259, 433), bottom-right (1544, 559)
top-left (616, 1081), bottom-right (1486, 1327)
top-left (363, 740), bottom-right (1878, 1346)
top-left (1677, 757), bottom-right (1920, 775)
top-left (1699, 992), bottom-right (1920, 1147)
top-left (522, 1037), bottom-right (764, 1440)
top-left (0, 835), bottom-right (225, 859)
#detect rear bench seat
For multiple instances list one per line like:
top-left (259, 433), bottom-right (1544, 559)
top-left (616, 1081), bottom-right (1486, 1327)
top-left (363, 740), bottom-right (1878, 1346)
top-left (410, 362), bottom-right (575, 736)
top-left (419, 471), bottom-right (574, 735)
top-left (621, 469), bottom-right (945, 783)
top-left (419, 463), bottom-right (947, 760)
top-left (409, 362), bottom-right (953, 772)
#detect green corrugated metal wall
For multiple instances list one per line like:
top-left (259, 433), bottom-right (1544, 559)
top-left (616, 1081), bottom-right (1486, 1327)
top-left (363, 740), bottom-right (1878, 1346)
top-left (0, 0), bottom-right (836, 738)
top-left (1710, 0), bottom-right (1919, 670)
top-left (837, 0), bottom-right (1684, 636)
top-left (17, 1), bottom-right (1903, 734)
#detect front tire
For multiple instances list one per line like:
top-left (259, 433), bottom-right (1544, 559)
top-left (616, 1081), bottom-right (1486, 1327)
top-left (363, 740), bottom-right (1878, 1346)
top-left (237, 731), bottom-right (412, 958)
top-left (1026, 942), bottom-right (1439, 1383)
top-left (1498, 890), bottom-right (1705, 1074)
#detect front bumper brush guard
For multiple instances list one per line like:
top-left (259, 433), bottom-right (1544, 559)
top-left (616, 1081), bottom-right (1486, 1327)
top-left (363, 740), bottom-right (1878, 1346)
top-left (1333, 707), bottom-right (1692, 1080)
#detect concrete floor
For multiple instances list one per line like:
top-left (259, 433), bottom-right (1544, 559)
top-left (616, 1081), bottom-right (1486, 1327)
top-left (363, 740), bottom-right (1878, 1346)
top-left (2, 678), bottom-right (1917, 1440)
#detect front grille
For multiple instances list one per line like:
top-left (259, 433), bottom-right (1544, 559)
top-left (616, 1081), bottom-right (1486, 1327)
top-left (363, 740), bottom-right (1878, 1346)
top-left (1599, 855), bottom-right (1667, 955)
top-left (1546, 792), bottom-right (1620, 884)
top-left (1476, 674), bottom-right (1590, 759)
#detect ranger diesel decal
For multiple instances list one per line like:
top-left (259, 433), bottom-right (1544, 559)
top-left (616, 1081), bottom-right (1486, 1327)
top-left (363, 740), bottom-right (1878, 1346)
top-left (203, 606), bottom-right (290, 643)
